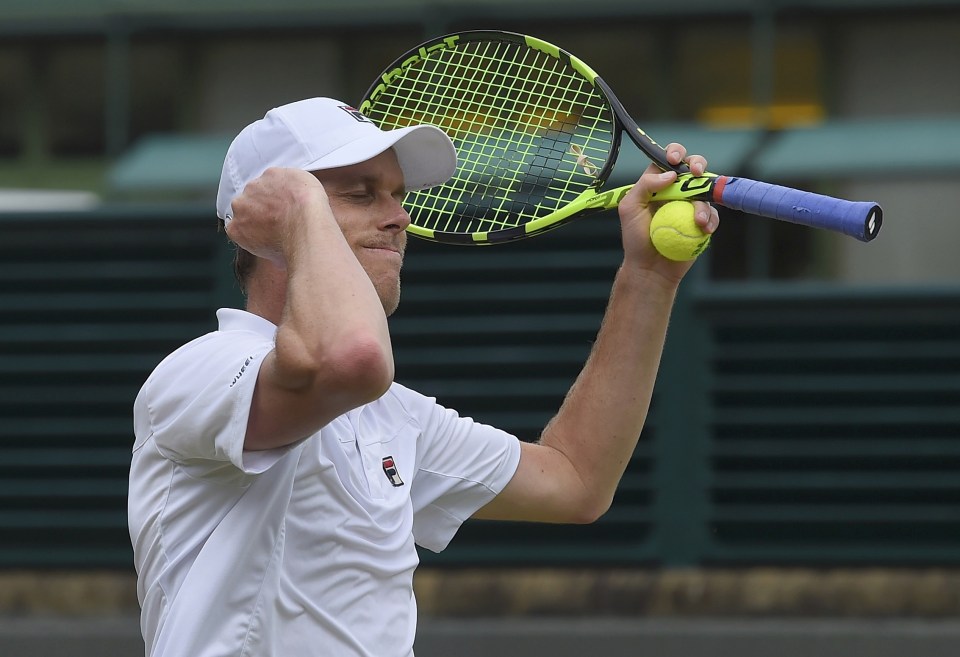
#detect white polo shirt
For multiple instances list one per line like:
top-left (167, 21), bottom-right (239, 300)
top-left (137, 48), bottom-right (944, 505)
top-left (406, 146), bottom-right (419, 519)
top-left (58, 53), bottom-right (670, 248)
top-left (128, 309), bottom-right (521, 657)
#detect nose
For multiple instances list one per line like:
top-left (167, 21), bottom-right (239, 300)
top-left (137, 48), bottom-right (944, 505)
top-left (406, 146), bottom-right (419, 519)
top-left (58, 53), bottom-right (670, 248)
top-left (381, 196), bottom-right (411, 233)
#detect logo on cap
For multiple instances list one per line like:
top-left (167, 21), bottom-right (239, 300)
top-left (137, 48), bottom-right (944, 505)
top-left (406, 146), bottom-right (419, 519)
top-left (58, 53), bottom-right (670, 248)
top-left (339, 105), bottom-right (373, 124)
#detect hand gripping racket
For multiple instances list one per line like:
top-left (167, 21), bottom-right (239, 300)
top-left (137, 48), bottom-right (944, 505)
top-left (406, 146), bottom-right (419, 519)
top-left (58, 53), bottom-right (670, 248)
top-left (359, 30), bottom-right (882, 245)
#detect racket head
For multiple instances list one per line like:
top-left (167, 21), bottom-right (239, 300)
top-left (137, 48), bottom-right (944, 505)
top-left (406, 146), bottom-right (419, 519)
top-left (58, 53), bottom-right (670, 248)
top-left (359, 30), bottom-right (623, 245)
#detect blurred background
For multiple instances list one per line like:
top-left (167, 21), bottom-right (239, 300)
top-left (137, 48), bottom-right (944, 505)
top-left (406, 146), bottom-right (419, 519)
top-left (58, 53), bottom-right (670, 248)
top-left (2, 0), bottom-right (960, 655)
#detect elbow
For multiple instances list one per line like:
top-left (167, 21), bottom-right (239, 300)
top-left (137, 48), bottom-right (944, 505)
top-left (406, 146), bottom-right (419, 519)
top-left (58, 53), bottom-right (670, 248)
top-left (569, 493), bottom-right (614, 525)
top-left (335, 333), bottom-right (395, 401)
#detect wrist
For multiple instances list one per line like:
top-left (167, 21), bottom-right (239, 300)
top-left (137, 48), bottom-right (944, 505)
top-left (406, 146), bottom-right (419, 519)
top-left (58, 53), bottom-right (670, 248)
top-left (281, 200), bottom-right (340, 267)
top-left (615, 262), bottom-right (682, 299)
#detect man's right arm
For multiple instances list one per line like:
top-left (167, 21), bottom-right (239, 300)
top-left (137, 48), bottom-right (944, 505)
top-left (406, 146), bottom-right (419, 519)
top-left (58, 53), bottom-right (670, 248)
top-left (226, 168), bottom-right (394, 451)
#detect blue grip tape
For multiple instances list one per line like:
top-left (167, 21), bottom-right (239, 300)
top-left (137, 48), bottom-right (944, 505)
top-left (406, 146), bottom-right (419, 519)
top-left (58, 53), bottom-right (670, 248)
top-left (717, 177), bottom-right (881, 242)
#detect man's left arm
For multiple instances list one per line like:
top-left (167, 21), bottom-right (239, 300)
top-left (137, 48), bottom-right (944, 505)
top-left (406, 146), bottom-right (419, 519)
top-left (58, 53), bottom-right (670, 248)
top-left (475, 145), bottom-right (719, 524)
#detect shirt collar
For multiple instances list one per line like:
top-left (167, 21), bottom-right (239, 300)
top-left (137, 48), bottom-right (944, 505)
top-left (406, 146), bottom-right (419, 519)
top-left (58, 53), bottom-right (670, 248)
top-left (216, 308), bottom-right (278, 339)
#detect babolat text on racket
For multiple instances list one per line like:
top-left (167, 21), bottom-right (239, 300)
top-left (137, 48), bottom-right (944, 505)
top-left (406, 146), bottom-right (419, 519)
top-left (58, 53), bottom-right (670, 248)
top-left (359, 30), bottom-right (882, 245)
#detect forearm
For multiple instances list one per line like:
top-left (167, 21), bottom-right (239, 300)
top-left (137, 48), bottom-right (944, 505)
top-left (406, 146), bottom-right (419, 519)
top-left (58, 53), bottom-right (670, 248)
top-left (275, 212), bottom-right (393, 388)
top-left (538, 264), bottom-right (678, 516)
top-left (476, 150), bottom-right (716, 524)
top-left (244, 197), bottom-right (394, 450)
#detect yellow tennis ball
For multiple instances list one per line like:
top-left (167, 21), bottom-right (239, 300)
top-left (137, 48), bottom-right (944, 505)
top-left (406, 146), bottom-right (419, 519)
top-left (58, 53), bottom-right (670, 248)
top-left (649, 201), bottom-right (711, 261)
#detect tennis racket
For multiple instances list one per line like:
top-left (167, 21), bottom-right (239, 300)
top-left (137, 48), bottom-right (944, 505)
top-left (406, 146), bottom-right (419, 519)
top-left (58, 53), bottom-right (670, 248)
top-left (358, 30), bottom-right (882, 245)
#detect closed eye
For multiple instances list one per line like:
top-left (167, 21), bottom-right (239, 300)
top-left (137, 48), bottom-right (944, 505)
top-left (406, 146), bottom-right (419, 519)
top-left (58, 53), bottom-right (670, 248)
top-left (339, 191), bottom-right (374, 204)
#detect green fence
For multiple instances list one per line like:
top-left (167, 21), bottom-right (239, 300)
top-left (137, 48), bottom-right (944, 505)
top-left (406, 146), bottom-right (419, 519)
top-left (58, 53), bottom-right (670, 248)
top-left (2, 206), bottom-right (959, 568)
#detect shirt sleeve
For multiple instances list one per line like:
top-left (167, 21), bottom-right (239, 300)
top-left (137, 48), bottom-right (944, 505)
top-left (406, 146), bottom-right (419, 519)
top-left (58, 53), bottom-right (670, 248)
top-left (406, 392), bottom-right (521, 553)
top-left (134, 330), bottom-right (289, 474)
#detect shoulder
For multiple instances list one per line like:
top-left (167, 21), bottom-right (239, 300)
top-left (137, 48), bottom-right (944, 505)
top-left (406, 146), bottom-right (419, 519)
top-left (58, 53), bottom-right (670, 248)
top-left (132, 312), bottom-right (278, 455)
top-left (147, 310), bottom-right (275, 382)
top-left (135, 312), bottom-right (276, 418)
top-left (150, 327), bottom-right (270, 386)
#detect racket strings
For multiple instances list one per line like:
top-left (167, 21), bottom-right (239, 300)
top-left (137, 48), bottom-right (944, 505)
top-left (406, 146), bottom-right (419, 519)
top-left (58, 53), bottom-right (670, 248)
top-left (365, 37), bottom-right (614, 235)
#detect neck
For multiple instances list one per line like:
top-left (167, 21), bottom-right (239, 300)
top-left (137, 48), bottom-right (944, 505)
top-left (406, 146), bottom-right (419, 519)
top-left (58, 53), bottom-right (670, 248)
top-left (244, 262), bottom-right (287, 325)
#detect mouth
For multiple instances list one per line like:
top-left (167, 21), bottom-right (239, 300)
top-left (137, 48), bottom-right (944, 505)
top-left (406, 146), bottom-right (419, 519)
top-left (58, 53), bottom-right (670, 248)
top-left (363, 244), bottom-right (404, 261)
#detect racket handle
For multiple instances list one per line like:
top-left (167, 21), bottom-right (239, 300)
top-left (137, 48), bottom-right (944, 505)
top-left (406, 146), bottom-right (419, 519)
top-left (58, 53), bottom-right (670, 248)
top-left (713, 176), bottom-right (882, 242)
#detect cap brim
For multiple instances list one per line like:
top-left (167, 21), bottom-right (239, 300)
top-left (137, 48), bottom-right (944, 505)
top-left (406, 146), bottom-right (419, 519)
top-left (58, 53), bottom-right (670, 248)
top-left (302, 124), bottom-right (457, 191)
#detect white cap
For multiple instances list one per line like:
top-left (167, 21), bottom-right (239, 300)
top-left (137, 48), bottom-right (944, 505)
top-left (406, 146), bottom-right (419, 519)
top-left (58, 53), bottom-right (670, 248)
top-left (216, 97), bottom-right (457, 223)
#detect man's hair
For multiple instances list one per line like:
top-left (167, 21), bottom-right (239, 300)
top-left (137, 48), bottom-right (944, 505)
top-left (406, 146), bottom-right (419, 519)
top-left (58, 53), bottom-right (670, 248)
top-left (218, 217), bottom-right (256, 295)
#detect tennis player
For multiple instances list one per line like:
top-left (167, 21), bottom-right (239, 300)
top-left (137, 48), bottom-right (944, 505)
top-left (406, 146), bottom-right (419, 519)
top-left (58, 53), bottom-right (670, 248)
top-left (128, 97), bottom-right (718, 656)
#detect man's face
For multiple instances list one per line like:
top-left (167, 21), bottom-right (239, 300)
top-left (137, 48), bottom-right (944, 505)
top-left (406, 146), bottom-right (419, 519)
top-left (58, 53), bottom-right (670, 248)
top-left (314, 149), bottom-right (410, 316)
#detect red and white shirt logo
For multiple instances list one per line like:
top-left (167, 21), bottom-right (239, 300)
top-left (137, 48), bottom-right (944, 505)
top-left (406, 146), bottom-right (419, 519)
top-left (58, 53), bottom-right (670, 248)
top-left (382, 456), bottom-right (404, 487)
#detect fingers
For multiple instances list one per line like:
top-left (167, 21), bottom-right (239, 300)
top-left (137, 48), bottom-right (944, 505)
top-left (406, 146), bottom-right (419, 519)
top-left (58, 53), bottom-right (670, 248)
top-left (667, 141), bottom-right (715, 234)
top-left (630, 167), bottom-right (678, 205)
top-left (625, 142), bottom-right (719, 231)
top-left (695, 202), bottom-right (720, 234)
top-left (231, 168), bottom-right (324, 226)
top-left (664, 143), bottom-right (707, 176)
top-left (226, 167), bottom-right (330, 267)
top-left (632, 142), bottom-right (711, 204)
